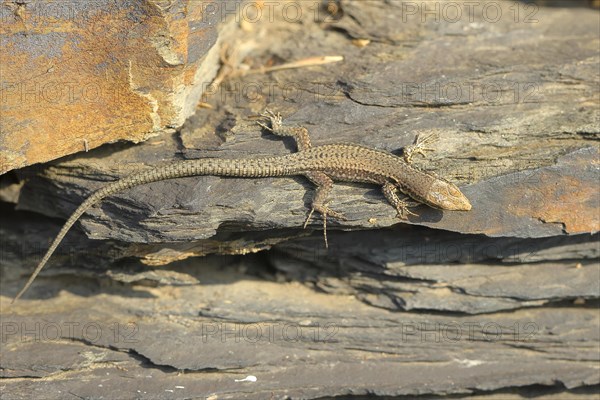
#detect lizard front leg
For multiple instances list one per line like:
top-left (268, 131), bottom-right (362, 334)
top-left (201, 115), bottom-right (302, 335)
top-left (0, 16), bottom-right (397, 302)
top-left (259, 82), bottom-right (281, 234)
top-left (382, 181), bottom-right (419, 219)
top-left (303, 171), bottom-right (347, 248)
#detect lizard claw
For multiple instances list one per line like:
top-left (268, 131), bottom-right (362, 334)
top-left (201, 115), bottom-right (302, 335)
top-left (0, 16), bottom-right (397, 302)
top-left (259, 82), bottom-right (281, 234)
top-left (303, 205), bottom-right (347, 249)
top-left (260, 109), bottom-right (282, 123)
top-left (403, 132), bottom-right (438, 163)
top-left (256, 120), bottom-right (272, 132)
top-left (303, 206), bottom-right (347, 229)
top-left (397, 207), bottom-right (418, 219)
top-left (257, 110), bottom-right (283, 132)
top-left (395, 199), bottom-right (420, 219)
top-left (303, 208), bottom-right (315, 230)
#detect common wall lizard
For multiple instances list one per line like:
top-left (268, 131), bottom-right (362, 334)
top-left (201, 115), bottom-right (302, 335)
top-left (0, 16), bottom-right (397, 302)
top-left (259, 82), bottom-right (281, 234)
top-left (13, 110), bottom-right (471, 302)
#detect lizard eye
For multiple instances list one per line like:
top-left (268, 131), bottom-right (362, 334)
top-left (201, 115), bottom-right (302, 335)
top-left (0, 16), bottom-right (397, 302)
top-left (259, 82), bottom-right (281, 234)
top-left (447, 185), bottom-right (461, 197)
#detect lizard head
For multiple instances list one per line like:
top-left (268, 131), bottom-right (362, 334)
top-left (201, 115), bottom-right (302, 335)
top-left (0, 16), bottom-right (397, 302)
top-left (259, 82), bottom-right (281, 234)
top-left (423, 179), bottom-right (472, 211)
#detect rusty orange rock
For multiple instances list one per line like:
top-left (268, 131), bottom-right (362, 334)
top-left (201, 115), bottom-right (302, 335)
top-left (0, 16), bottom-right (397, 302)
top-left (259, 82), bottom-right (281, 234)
top-left (1, 0), bottom-right (227, 173)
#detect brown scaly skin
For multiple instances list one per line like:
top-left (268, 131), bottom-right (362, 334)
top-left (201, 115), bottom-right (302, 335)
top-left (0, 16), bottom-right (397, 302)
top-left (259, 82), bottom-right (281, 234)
top-left (12, 110), bottom-right (471, 302)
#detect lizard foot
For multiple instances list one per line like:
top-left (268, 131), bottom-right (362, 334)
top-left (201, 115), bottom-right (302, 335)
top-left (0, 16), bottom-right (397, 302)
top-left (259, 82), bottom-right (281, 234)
top-left (256, 109), bottom-right (282, 132)
top-left (394, 198), bottom-right (420, 219)
top-left (403, 132), bottom-right (438, 164)
top-left (303, 205), bottom-right (347, 248)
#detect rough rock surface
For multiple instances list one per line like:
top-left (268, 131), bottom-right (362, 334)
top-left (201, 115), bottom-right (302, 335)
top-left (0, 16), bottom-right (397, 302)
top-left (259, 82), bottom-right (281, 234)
top-left (1, 1), bottom-right (599, 399)
top-left (0, 0), bottom-right (235, 173)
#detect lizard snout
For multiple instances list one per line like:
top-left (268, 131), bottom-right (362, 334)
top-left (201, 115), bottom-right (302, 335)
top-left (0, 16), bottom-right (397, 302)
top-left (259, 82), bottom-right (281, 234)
top-left (426, 180), bottom-right (472, 211)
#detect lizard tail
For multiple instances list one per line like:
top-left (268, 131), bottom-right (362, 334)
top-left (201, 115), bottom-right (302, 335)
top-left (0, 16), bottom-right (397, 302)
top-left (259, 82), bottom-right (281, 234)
top-left (12, 157), bottom-right (297, 302)
top-left (12, 193), bottom-right (104, 303)
top-left (12, 164), bottom-right (186, 302)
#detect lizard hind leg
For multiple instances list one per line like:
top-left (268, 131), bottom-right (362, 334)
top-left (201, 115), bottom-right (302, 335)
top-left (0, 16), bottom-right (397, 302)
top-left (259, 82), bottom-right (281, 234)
top-left (257, 109), bottom-right (312, 151)
top-left (402, 132), bottom-right (438, 163)
top-left (303, 172), bottom-right (347, 248)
